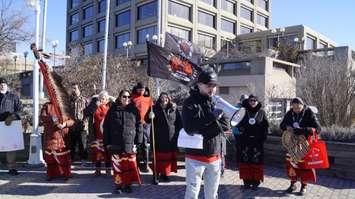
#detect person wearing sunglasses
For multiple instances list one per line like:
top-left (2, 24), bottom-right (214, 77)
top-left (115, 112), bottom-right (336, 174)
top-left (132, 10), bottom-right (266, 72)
top-left (235, 95), bottom-right (269, 190)
top-left (145, 92), bottom-right (183, 184)
top-left (103, 89), bottom-right (143, 194)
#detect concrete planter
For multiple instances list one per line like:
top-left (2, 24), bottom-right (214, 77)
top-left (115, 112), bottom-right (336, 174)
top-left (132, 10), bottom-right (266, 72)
top-left (264, 135), bottom-right (355, 180)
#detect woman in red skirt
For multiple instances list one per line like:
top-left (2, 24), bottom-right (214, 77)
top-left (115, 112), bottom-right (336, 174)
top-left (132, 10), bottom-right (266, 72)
top-left (103, 89), bottom-right (143, 194)
top-left (40, 102), bottom-right (74, 181)
top-left (280, 97), bottom-right (321, 196)
top-left (84, 91), bottom-right (113, 176)
top-left (145, 92), bottom-right (182, 183)
top-left (235, 95), bottom-right (269, 190)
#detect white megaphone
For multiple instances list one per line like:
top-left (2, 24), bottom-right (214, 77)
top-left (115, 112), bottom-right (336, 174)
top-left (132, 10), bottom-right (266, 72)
top-left (212, 95), bottom-right (246, 126)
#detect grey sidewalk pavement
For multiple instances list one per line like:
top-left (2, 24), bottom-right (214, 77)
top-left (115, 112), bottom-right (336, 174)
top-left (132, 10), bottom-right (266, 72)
top-left (1, 162), bottom-right (355, 199)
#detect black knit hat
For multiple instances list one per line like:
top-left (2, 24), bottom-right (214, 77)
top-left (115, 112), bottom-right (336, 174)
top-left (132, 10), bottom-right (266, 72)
top-left (0, 77), bottom-right (7, 84)
top-left (291, 97), bottom-right (304, 105)
top-left (135, 82), bottom-right (145, 89)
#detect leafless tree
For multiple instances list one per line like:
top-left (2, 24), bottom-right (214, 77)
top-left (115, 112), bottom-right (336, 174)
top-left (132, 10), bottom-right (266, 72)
top-left (57, 52), bottom-right (149, 98)
top-left (297, 52), bottom-right (355, 127)
top-left (0, 0), bottom-right (31, 54)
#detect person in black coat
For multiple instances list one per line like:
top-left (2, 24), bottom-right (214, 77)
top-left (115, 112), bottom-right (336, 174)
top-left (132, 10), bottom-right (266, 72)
top-left (103, 90), bottom-right (143, 194)
top-left (182, 68), bottom-right (230, 199)
top-left (280, 97), bottom-right (321, 196)
top-left (145, 92), bottom-right (182, 183)
top-left (236, 95), bottom-right (269, 190)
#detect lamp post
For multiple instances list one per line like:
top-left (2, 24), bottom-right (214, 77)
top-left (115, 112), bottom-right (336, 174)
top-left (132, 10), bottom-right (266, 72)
top-left (13, 55), bottom-right (17, 72)
top-left (51, 40), bottom-right (59, 66)
top-left (24, 51), bottom-right (28, 72)
top-left (27, 0), bottom-right (44, 165)
top-left (294, 37), bottom-right (305, 50)
top-left (151, 34), bottom-right (160, 96)
top-left (102, 0), bottom-right (111, 90)
top-left (122, 41), bottom-right (133, 58)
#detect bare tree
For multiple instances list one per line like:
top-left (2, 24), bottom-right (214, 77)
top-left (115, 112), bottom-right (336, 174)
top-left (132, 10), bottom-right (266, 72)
top-left (0, 0), bottom-right (31, 54)
top-left (58, 53), bottom-right (148, 98)
top-left (297, 53), bottom-right (355, 127)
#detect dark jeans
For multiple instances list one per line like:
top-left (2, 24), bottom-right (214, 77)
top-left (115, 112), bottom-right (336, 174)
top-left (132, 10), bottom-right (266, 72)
top-left (69, 129), bottom-right (87, 161)
top-left (136, 135), bottom-right (149, 168)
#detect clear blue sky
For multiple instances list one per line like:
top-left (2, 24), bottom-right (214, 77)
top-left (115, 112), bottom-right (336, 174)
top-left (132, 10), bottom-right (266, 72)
top-left (15, 0), bottom-right (355, 55)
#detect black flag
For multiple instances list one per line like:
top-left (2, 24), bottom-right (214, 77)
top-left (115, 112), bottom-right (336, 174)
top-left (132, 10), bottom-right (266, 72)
top-left (164, 32), bottom-right (202, 65)
top-left (147, 42), bottom-right (201, 86)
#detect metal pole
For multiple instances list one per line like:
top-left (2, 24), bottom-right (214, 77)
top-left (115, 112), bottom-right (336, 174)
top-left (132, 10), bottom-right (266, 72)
top-left (155, 0), bottom-right (162, 97)
top-left (28, 0), bottom-right (44, 165)
top-left (53, 47), bottom-right (56, 66)
top-left (102, 0), bottom-right (110, 90)
top-left (39, 0), bottom-right (47, 99)
top-left (126, 47), bottom-right (128, 58)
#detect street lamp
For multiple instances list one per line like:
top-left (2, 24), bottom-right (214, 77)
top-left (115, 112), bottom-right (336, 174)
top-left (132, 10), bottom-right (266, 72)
top-left (27, 0), bottom-right (44, 165)
top-left (152, 34), bottom-right (158, 44)
top-left (122, 41), bottom-right (133, 58)
top-left (24, 51), bottom-right (28, 72)
top-left (51, 40), bottom-right (59, 67)
top-left (13, 55), bottom-right (17, 72)
top-left (293, 37), bottom-right (305, 50)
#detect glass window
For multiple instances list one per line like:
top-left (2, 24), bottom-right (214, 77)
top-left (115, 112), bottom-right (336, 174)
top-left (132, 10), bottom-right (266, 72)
top-left (219, 87), bottom-right (229, 94)
top-left (115, 32), bottom-right (130, 48)
top-left (83, 25), bottom-right (93, 38)
top-left (97, 39), bottom-right (105, 52)
top-left (116, 0), bottom-right (130, 6)
top-left (240, 25), bottom-right (253, 34)
top-left (221, 19), bottom-right (235, 33)
top-left (239, 40), bottom-right (262, 53)
top-left (71, 0), bottom-right (80, 9)
top-left (221, 0), bottom-right (235, 14)
top-left (256, 14), bottom-right (268, 27)
top-left (168, 1), bottom-right (191, 21)
top-left (319, 41), bottom-right (327, 49)
top-left (200, 0), bottom-right (215, 7)
top-left (98, 0), bottom-right (106, 13)
top-left (137, 1), bottom-right (157, 20)
top-left (98, 19), bottom-right (106, 33)
top-left (305, 36), bottom-right (316, 50)
top-left (83, 6), bottom-right (94, 20)
top-left (70, 30), bottom-right (79, 42)
top-left (240, 6), bottom-right (253, 22)
top-left (169, 26), bottom-right (191, 41)
top-left (84, 43), bottom-right (93, 55)
top-left (137, 26), bottom-right (157, 44)
top-left (198, 11), bottom-right (215, 28)
top-left (116, 10), bottom-right (131, 27)
top-left (268, 34), bottom-right (298, 48)
top-left (222, 62), bottom-right (251, 71)
top-left (221, 39), bottom-right (233, 49)
top-left (70, 13), bottom-right (79, 25)
top-left (257, 0), bottom-right (268, 10)
top-left (198, 34), bottom-right (215, 49)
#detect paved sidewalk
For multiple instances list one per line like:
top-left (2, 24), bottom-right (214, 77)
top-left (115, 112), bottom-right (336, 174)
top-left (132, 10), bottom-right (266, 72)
top-left (0, 162), bottom-right (355, 199)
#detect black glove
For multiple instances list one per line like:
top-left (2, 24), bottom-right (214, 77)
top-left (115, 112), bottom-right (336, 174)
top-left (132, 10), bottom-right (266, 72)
top-left (212, 109), bottom-right (224, 120)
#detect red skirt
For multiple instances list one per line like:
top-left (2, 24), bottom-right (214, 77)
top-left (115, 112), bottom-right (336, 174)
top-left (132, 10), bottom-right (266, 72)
top-left (285, 156), bottom-right (316, 183)
top-left (44, 149), bottom-right (71, 178)
top-left (239, 163), bottom-right (264, 181)
top-left (153, 151), bottom-right (178, 176)
top-left (112, 154), bottom-right (141, 186)
top-left (90, 139), bottom-right (110, 164)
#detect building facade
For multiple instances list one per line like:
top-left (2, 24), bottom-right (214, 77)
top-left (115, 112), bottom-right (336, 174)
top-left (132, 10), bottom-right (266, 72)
top-left (235, 25), bottom-right (337, 53)
top-left (66, 0), bottom-right (271, 58)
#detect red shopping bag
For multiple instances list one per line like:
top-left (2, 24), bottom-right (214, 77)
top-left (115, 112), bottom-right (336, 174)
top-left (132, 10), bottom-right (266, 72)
top-left (303, 130), bottom-right (329, 169)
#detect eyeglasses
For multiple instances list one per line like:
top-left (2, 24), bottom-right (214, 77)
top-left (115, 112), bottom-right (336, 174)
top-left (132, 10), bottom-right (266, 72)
top-left (249, 99), bottom-right (257, 102)
top-left (122, 95), bottom-right (130, 98)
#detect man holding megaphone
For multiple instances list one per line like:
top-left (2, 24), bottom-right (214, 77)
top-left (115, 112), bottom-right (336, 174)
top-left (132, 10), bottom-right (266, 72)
top-left (181, 67), bottom-right (230, 199)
